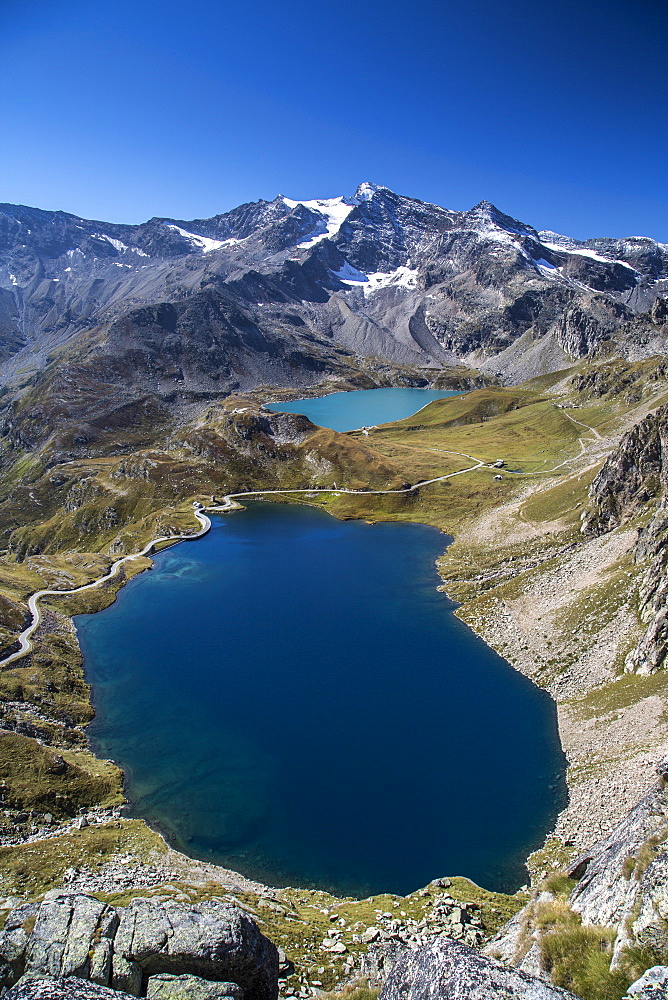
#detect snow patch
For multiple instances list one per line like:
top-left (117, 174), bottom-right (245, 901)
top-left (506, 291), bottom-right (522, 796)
top-left (100, 233), bottom-right (148, 256)
top-left (332, 261), bottom-right (368, 283)
top-left (98, 234), bottom-right (129, 253)
top-left (283, 196), bottom-right (355, 248)
top-left (534, 258), bottom-right (557, 270)
top-left (334, 263), bottom-right (418, 296)
top-left (541, 240), bottom-right (637, 271)
top-left (64, 267), bottom-right (72, 272)
top-left (165, 224), bottom-right (226, 253)
top-left (8, 274), bottom-right (17, 285)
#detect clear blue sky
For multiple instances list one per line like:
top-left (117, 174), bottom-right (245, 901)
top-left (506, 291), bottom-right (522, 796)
top-left (2, 0), bottom-right (667, 240)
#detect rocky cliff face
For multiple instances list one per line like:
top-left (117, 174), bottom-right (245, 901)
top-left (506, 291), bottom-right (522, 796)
top-left (583, 406), bottom-right (668, 536)
top-left (582, 405), bottom-right (668, 674)
top-left (486, 758), bottom-right (668, 993)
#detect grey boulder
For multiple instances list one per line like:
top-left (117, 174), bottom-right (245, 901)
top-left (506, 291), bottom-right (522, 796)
top-left (112, 898), bottom-right (276, 1000)
top-left (24, 896), bottom-right (118, 984)
top-left (4, 975), bottom-right (135, 1000)
top-left (146, 973), bottom-right (244, 1000)
top-left (0, 903), bottom-right (38, 984)
top-left (626, 966), bottom-right (668, 1000)
top-left (378, 938), bottom-right (579, 1000)
top-left (0, 894), bottom-right (277, 1000)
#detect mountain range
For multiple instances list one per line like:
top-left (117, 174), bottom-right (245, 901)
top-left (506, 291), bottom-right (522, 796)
top-left (2, 182), bottom-right (668, 411)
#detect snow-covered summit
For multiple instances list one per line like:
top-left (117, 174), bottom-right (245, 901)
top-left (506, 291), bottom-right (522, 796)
top-left (353, 181), bottom-right (388, 202)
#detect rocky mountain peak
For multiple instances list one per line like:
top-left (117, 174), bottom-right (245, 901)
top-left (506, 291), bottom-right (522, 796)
top-left (464, 200), bottom-right (539, 239)
top-left (1, 184), bottom-right (668, 391)
top-left (353, 181), bottom-right (389, 203)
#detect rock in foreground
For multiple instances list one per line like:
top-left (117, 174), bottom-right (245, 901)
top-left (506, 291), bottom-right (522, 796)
top-left (145, 973), bottom-right (244, 1000)
top-left (5, 976), bottom-right (135, 1000)
top-left (0, 895), bottom-right (277, 1000)
top-left (378, 938), bottom-right (578, 1000)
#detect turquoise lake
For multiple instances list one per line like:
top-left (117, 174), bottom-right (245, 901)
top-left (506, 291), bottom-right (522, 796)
top-left (77, 503), bottom-right (566, 897)
top-left (265, 387), bottom-right (463, 431)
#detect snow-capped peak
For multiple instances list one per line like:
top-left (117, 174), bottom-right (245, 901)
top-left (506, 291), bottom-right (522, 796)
top-left (353, 181), bottom-right (386, 202)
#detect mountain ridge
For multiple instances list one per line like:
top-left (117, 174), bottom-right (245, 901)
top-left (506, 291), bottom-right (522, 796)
top-left (2, 184), bottom-right (667, 400)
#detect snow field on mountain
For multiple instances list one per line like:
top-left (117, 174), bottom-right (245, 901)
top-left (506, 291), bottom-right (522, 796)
top-left (333, 262), bottom-right (419, 295)
top-left (282, 196), bottom-right (355, 247)
top-left (165, 224), bottom-right (226, 253)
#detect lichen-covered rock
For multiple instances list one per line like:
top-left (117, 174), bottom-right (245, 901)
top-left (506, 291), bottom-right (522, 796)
top-left (0, 895), bottom-right (277, 1000)
top-left (4, 975), bottom-right (134, 1000)
top-left (378, 938), bottom-right (578, 1000)
top-left (109, 955), bottom-right (141, 998)
top-left (626, 966), bottom-right (668, 1000)
top-left (0, 903), bottom-right (38, 985)
top-left (112, 898), bottom-right (277, 1000)
top-left (146, 973), bottom-right (244, 1000)
top-left (24, 896), bottom-right (119, 983)
top-left (623, 853), bottom-right (668, 963)
top-left (568, 779), bottom-right (668, 929)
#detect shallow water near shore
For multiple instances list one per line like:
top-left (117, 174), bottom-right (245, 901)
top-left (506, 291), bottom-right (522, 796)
top-left (265, 386), bottom-right (463, 431)
top-left (77, 502), bottom-right (566, 897)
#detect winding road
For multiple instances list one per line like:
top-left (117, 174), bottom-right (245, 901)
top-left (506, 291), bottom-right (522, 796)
top-left (1, 413), bottom-right (606, 672)
top-left (0, 510), bottom-right (212, 669)
top-left (0, 451), bottom-right (487, 670)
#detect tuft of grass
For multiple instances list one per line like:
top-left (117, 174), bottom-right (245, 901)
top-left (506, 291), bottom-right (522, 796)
top-left (322, 985), bottom-right (379, 1000)
top-left (534, 898), bottom-right (580, 930)
top-left (542, 873), bottom-right (578, 897)
top-left (541, 924), bottom-right (630, 1000)
top-left (622, 856), bottom-right (636, 880)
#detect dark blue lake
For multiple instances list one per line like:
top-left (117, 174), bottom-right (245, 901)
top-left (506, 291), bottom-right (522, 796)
top-left (77, 502), bottom-right (566, 897)
top-left (265, 387), bottom-right (462, 432)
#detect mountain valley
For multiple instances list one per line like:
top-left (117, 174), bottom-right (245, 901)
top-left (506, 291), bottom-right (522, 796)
top-left (1, 186), bottom-right (668, 1000)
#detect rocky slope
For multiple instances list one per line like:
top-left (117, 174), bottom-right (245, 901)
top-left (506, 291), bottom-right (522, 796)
top-left (583, 404), bottom-right (668, 674)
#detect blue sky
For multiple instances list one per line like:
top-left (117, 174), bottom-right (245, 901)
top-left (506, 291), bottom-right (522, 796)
top-left (2, 0), bottom-right (667, 239)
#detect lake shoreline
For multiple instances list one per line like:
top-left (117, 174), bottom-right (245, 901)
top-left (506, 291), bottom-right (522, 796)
top-left (0, 377), bottom-right (633, 901)
top-left (0, 480), bottom-right (569, 898)
top-left (75, 495), bottom-right (563, 897)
